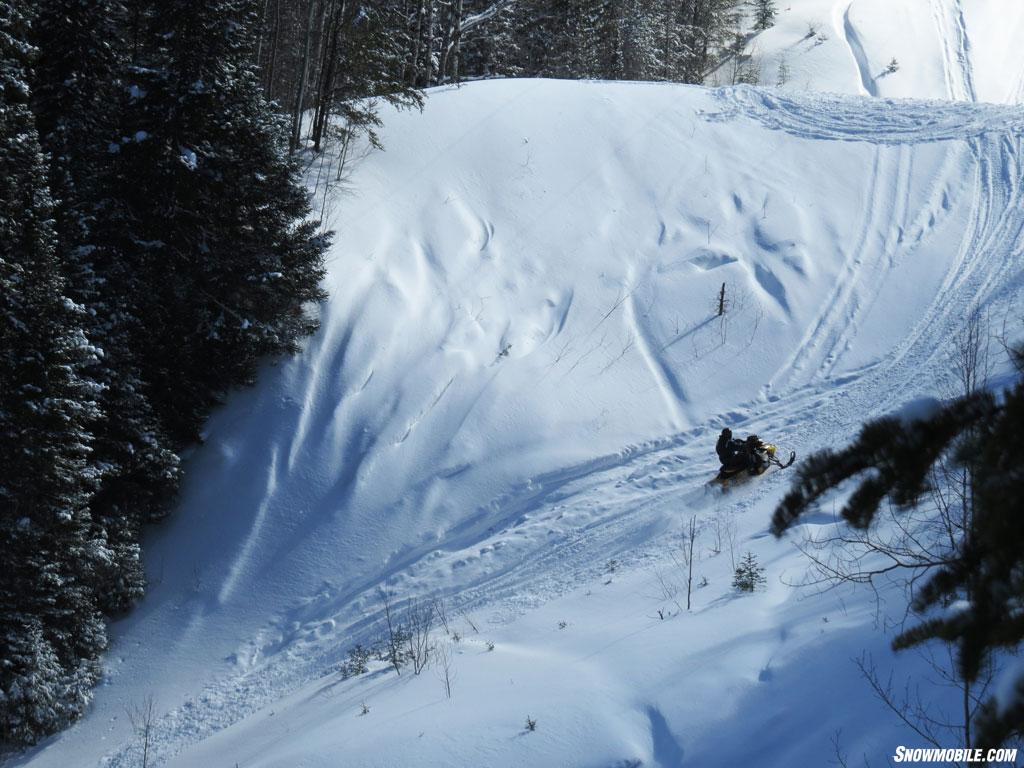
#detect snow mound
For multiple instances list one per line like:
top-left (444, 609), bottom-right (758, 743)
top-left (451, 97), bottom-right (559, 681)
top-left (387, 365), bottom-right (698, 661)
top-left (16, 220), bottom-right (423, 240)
top-left (17, 73), bottom-right (1024, 768)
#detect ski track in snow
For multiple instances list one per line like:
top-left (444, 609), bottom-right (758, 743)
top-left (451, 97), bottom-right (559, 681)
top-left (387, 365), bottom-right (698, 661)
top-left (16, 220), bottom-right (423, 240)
top-left (709, 86), bottom-right (1024, 144)
top-left (773, 143), bottom-right (887, 390)
top-left (839, 4), bottom-right (877, 98)
top-left (930, 0), bottom-right (976, 102)
top-left (19, 77), bottom-right (1024, 768)
top-left (625, 267), bottom-right (689, 430)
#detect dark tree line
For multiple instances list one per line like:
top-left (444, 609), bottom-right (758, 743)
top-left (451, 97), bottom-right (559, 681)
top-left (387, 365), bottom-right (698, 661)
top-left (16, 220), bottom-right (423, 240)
top-left (498, 0), bottom-right (742, 83)
top-left (256, 0), bottom-right (746, 156)
top-left (255, 1), bottom-right (423, 153)
top-left (459, 0), bottom-right (744, 83)
top-left (1, 0), bottom-right (326, 745)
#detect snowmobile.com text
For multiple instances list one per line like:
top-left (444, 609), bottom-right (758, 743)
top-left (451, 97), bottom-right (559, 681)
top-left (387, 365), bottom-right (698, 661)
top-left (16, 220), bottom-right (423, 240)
top-left (892, 747), bottom-right (1019, 763)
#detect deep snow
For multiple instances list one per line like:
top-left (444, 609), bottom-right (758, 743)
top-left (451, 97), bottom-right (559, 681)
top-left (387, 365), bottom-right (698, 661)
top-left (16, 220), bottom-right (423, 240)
top-left (12, 3), bottom-right (1024, 767)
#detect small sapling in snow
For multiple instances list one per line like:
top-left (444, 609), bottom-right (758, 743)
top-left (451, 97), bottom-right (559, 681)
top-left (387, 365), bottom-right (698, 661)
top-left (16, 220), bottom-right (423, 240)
top-left (126, 694), bottom-right (157, 768)
top-left (733, 552), bottom-right (767, 592)
top-left (340, 644), bottom-right (371, 678)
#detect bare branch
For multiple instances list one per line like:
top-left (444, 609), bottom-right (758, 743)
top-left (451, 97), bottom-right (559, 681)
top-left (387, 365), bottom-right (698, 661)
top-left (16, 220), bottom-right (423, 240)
top-left (125, 694), bottom-right (158, 768)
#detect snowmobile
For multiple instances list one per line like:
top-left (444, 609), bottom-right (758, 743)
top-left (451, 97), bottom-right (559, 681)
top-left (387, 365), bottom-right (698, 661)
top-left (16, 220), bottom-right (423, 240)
top-left (711, 433), bottom-right (795, 488)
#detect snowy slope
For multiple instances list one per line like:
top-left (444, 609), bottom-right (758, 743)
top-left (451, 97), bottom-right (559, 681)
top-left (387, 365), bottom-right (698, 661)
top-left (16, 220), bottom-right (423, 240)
top-left (13, 7), bottom-right (1024, 768)
top-left (728, 0), bottom-right (1024, 104)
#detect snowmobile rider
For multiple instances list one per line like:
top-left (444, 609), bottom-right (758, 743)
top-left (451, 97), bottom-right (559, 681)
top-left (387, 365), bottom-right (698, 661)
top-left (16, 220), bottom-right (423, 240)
top-left (715, 428), bottom-right (769, 474)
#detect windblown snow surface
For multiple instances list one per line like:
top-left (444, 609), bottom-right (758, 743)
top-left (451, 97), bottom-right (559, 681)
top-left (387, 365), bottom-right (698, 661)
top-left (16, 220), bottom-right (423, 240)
top-left (15, 13), bottom-right (1024, 768)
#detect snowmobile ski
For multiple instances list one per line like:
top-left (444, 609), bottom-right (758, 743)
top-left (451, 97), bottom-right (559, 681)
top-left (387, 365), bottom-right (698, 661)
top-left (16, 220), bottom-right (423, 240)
top-left (772, 450), bottom-right (796, 470)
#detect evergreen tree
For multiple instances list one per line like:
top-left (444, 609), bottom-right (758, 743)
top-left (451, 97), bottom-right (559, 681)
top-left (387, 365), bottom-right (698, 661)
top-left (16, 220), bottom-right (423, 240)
top-left (772, 350), bottom-right (1024, 748)
top-left (459, 0), bottom-right (520, 78)
top-left (753, 0), bottom-right (776, 31)
top-left (678, 0), bottom-right (738, 84)
top-left (29, 0), bottom-right (181, 614)
top-left (612, 0), bottom-right (661, 80)
top-left (510, 0), bottom-right (572, 77)
top-left (732, 552), bottom-right (766, 592)
top-left (4, 0), bottom-right (328, 744)
top-left (1, 622), bottom-right (69, 745)
top-left (309, 1), bottom-right (423, 153)
top-left (118, 0), bottom-right (328, 443)
top-left (652, 0), bottom-right (684, 80)
top-left (1, 0), bottom-right (108, 741)
top-left (494, 0), bottom-right (738, 84)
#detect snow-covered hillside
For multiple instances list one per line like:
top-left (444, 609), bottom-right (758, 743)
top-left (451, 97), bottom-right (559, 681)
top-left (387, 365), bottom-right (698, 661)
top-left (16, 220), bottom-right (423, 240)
top-left (13, 5), bottom-right (1024, 768)
top-left (728, 0), bottom-right (1024, 104)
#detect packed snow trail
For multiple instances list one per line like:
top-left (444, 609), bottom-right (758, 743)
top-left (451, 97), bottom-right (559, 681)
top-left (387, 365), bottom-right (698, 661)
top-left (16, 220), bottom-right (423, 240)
top-left (15, 78), bottom-right (1024, 768)
top-left (709, 86), bottom-right (1024, 143)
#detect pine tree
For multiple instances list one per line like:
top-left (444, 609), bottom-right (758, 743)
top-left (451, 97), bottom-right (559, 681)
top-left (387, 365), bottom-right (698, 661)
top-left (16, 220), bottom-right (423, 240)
top-left (0, 622), bottom-right (68, 745)
top-left (753, 0), bottom-right (776, 31)
top-left (29, 0), bottom-right (181, 614)
top-left (653, 0), bottom-right (684, 80)
top-left (1, 0), bottom-right (108, 741)
top-left (453, 0), bottom-right (743, 84)
top-left (678, 0), bottom-right (737, 84)
top-left (613, 0), bottom-right (662, 80)
top-left (459, 0), bottom-right (520, 78)
top-left (772, 350), bottom-right (1024, 749)
top-left (732, 551), bottom-right (766, 592)
top-left (308, 1), bottom-right (423, 153)
top-left (117, 0), bottom-right (328, 443)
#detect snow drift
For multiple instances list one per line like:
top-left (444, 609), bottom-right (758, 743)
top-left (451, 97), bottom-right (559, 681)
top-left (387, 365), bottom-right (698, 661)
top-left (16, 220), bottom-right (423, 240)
top-left (15, 11), bottom-right (1024, 768)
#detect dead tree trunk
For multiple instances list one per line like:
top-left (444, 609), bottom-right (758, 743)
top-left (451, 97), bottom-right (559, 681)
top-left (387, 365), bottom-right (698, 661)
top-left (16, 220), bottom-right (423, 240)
top-left (264, 0), bottom-right (282, 97)
top-left (409, 2), bottom-right (424, 86)
top-left (450, 0), bottom-right (463, 82)
top-left (681, 516), bottom-right (698, 610)
top-left (422, 0), bottom-right (436, 86)
top-left (290, 0), bottom-right (317, 153)
top-left (306, 0), bottom-right (331, 114)
top-left (255, 0), bottom-right (270, 71)
top-left (438, 0), bottom-right (463, 84)
top-left (438, 1), bottom-right (453, 84)
top-left (311, 0), bottom-right (346, 151)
